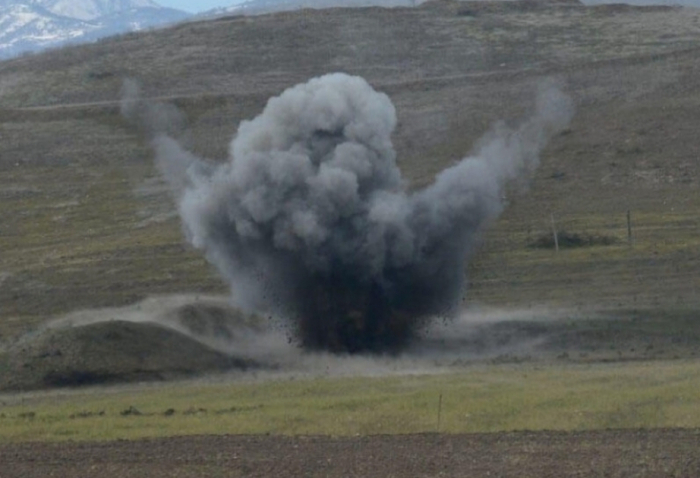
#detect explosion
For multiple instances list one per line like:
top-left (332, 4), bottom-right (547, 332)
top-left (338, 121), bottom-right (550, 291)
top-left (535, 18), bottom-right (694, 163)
top-left (125, 73), bottom-right (573, 354)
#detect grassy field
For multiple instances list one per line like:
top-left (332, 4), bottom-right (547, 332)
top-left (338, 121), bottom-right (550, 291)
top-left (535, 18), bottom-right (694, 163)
top-left (1, 360), bottom-right (700, 442)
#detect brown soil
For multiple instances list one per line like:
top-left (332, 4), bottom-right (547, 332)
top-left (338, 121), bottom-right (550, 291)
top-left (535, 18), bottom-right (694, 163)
top-left (2, 429), bottom-right (699, 477)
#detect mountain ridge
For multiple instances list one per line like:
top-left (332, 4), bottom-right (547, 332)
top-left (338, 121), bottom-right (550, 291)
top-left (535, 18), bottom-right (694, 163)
top-left (0, 0), bottom-right (188, 58)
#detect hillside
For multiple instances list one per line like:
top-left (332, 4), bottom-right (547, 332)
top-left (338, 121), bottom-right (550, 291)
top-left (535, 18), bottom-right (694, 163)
top-left (2, 0), bottom-right (700, 343)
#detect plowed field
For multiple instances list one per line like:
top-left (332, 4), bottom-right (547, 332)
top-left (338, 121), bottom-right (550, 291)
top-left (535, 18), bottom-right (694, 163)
top-left (2, 429), bottom-right (699, 477)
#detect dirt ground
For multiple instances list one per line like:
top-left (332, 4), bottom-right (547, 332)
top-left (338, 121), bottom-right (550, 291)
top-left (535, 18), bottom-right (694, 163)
top-left (1, 429), bottom-right (699, 477)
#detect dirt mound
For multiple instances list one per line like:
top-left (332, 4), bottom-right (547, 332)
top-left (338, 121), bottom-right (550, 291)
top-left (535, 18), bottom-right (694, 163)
top-left (0, 320), bottom-right (253, 392)
top-left (41, 294), bottom-right (282, 354)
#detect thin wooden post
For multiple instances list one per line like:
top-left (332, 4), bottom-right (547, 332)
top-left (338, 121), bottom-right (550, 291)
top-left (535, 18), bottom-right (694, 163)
top-left (437, 393), bottom-right (443, 433)
top-left (627, 210), bottom-right (633, 246)
top-left (551, 214), bottom-right (559, 253)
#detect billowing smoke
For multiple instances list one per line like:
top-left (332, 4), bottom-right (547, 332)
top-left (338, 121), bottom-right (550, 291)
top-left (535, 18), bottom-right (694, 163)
top-left (126, 73), bottom-right (573, 354)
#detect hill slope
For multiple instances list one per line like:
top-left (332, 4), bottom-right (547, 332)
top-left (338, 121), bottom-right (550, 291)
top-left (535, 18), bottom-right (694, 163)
top-left (1, 0), bottom-right (700, 342)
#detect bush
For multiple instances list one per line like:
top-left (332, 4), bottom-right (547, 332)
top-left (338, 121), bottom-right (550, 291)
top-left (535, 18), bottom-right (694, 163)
top-left (529, 231), bottom-right (620, 249)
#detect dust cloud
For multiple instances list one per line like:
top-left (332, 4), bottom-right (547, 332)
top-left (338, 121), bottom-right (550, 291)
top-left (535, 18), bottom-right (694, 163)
top-left (45, 295), bottom-right (581, 380)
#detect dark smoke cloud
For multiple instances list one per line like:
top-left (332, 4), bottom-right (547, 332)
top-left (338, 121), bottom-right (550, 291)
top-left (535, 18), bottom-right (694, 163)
top-left (126, 73), bottom-right (573, 354)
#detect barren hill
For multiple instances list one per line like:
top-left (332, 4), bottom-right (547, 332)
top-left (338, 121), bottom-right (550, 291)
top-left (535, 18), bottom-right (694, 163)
top-left (2, 0), bottom-right (700, 341)
top-left (0, 319), bottom-right (253, 391)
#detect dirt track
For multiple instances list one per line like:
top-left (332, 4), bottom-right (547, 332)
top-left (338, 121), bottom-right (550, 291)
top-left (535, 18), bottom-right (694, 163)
top-left (2, 429), bottom-right (699, 477)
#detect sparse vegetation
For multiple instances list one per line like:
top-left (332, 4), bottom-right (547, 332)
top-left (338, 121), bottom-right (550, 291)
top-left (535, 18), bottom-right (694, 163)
top-left (2, 359), bottom-right (700, 442)
top-left (529, 231), bottom-right (620, 249)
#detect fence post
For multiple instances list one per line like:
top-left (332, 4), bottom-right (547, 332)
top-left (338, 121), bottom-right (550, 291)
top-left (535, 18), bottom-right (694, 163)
top-left (551, 214), bottom-right (559, 253)
top-left (627, 210), bottom-right (633, 246)
top-left (437, 393), bottom-right (443, 433)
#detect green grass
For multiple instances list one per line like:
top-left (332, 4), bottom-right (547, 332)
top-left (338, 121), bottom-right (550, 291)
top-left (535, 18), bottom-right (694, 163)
top-left (2, 360), bottom-right (700, 442)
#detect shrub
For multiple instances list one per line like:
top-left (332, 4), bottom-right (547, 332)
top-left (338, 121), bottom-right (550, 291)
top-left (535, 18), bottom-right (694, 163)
top-left (529, 231), bottom-right (620, 249)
